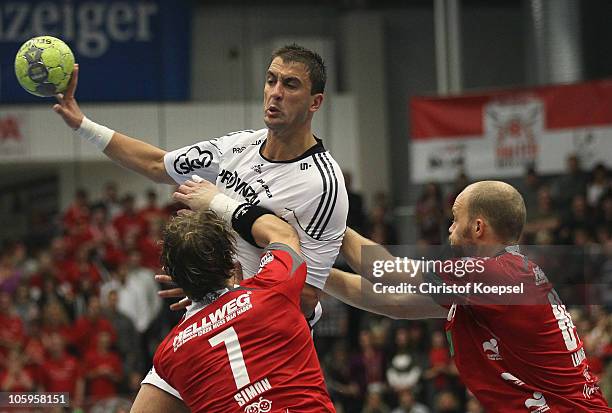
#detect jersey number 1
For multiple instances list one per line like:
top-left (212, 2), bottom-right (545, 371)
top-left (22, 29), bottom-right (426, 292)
top-left (209, 326), bottom-right (251, 389)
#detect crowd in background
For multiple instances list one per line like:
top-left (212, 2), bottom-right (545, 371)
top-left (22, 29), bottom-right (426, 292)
top-left (0, 155), bottom-right (610, 412)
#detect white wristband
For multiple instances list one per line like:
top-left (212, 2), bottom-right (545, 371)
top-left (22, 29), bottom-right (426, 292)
top-left (209, 193), bottom-right (242, 223)
top-left (76, 116), bottom-right (115, 151)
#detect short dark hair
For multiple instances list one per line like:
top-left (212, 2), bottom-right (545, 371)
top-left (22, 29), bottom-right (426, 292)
top-left (467, 181), bottom-right (526, 243)
top-left (161, 211), bottom-right (236, 300)
top-left (271, 44), bottom-right (326, 95)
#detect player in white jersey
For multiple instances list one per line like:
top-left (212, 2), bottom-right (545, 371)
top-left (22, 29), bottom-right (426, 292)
top-left (53, 44), bottom-right (348, 318)
top-left (164, 128), bottom-right (347, 294)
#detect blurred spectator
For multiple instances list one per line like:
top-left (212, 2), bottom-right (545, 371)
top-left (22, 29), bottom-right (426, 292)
top-left (552, 154), bottom-right (587, 206)
top-left (62, 188), bottom-right (90, 229)
top-left (351, 330), bottom-right (386, 395)
top-left (344, 172), bottom-right (367, 233)
top-left (361, 388), bottom-right (390, 413)
top-left (434, 390), bottom-right (461, 413)
top-left (71, 296), bottom-right (117, 356)
top-left (368, 205), bottom-right (398, 245)
top-left (138, 189), bottom-right (166, 225)
top-left (386, 327), bottom-right (423, 392)
top-left (84, 331), bottom-right (123, 402)
top-left (323, 341), bottom-right (362, 411)
top-left (112, 194), bottom-right (146, 244)
top-left (391, 389), bottom-right (430, 413)
top-left (517, 165), bottom-right (542, 212)
top-left (39, 332), bottom-right (84, 407)
top-left (423, 331), bottom-right (453, 392)
top-left (415, 183), bottom-right (443, 244)
top-left (0, 292), bottom-right (26, 355)
top-left (0, 241), bottom-right (25, 295)
top-left (0, 348), bottom-right (36, 392)
top-left (102, 289), bottom-right (143, 377)
top-left (101, 181), bottom-right (122, 219)
top-left (100, 251), bottom-right (161, 367)
top-left (137, 218), bottom-right (164, 272)
top-left (522, 186), bottom-right (560, 244)
top-left (13, 282), bottom-right (37, 328)
top-left (40, 300), bottom-right (73, 348)
top-left (558, 194), bottom-right (596, 244)
top-left (587, 163), bottom-right (610, 208)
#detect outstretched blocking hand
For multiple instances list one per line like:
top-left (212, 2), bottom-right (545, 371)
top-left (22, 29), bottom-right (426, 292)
top-left (53, 64), bottom-right (84, 130)
top-left (172, 178), bottom-right (220, 211)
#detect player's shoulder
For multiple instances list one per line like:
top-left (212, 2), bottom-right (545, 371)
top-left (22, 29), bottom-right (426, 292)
top-left (215, 128), bottom-right (267, 152)
top-left (296, 149), bottom-right (346, 196)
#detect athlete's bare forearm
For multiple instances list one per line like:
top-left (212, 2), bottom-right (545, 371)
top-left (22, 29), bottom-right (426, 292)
top-left (104, 132), bottom-right (174, 184)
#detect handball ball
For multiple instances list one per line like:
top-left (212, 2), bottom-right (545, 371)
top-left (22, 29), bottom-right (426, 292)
top-left (14, 36), bottom-right (75, 97)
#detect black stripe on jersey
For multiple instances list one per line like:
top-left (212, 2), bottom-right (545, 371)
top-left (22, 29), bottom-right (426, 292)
top-left (316, 153), bottom-right (340, 239)
top-left (309, 153), bottom-right (338, 239)
top-left (305, 155), bottom-right (331, 238)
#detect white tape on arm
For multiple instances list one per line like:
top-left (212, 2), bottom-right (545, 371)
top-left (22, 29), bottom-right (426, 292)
top-left (76, 116), bottom-right (115, 151)
top-left (209, 193), bottom-right (241, 223)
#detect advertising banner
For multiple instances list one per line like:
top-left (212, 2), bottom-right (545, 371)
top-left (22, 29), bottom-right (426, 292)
top-left (0, 0), bottom-right (191, 103)
top-left (410, 79), bottom-right (612, 182)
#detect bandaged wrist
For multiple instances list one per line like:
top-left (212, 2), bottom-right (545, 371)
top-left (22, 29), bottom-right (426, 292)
top-left (209, 193), bottom-right (242, 222)
top-left (76, 117), bottom-right (115, 151)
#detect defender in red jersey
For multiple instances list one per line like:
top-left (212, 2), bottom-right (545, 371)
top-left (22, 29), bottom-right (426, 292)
top-left (326, 181), bottom-right (610, 412)
top-left (131, 181), bottom-right (334, 413)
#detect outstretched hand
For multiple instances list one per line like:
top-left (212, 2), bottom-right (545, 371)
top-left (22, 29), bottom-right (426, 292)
top-left (173, 177), bottom-right (220, 211)
top-left (53, 64), bottom-right (84, 130)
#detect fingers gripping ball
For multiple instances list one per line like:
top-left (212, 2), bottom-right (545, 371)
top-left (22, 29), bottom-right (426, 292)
top-left (14, 36), bottom-right (75, 97)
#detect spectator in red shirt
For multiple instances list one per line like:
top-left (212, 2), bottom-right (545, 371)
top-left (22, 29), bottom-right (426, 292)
top-left (138, 218), bottom-right (164, 271)
top-left (113, 194), bottom-right (146, 245)
top-left (84, 331), bottom-right (122, 402)
top-left (40, 300), bottom-right (74, 349)
top-left (72, 296), bottom-right (117, 355)
top-left (0, 348), bottom-right (36, 392)
top-left (0, 292), bottom-right (26, 356)
top-left (62, 188), bottom-right (90, 229)
top-left (40, 332), bottom-right (84, 408)
top-left (138, 189), bottom-right (166, 225)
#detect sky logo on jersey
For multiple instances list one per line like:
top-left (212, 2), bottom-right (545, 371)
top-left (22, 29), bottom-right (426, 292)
top-left (483, 338), bottom-right (503, 360)
top-left (524, 392), bottom-right (550, 412)
top-left (218, 169), bottom-right (261, 205)
top-left (234, 379), bottom-right (272, 408)
top-left (174, 146), bottom-right (214, 175)
top-left (173, 293), bottom-right (253, 351)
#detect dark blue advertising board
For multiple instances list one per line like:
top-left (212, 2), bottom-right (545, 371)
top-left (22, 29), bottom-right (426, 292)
top-left (0, 0), bottom-right (191, 102)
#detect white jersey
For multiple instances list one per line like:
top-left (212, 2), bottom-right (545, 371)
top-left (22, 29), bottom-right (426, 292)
top-left (163, 128), bottom-right (348, 290)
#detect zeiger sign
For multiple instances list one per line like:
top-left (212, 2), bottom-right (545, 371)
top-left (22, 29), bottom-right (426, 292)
top-left (0, 0), bottom-right (190, 102)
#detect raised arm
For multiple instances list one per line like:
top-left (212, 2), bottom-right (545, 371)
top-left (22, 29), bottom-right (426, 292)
top-left (325, 268), bottom-right (448, 319)
top-left (53, 64), bottom-right (173, 184)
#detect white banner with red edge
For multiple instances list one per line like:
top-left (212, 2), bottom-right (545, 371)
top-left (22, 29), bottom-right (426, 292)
top-left (410, 79), bottom-right (612, 183)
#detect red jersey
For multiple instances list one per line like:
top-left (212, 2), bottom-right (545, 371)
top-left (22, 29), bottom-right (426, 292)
top-left (153, 244), bottom-right (335, 413)
top-left (153, 243), bottom-right (335, 413)
top-left (428, 246), bottom-right (611, 412)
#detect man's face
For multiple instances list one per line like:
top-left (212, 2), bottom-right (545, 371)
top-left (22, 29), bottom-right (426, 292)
top-left (263, 57), bottom-right (319, 132)
top-left (448, 190), bottom-right (475, 246)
